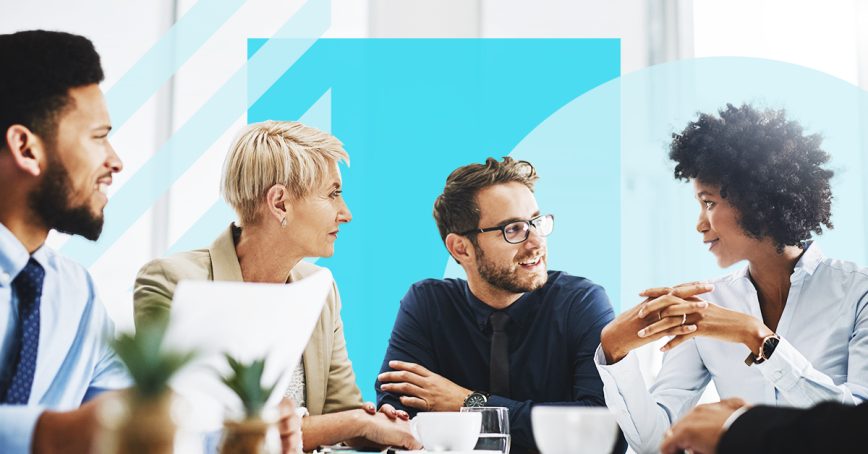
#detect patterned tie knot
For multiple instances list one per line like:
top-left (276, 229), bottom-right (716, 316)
top-left (14, 259), bottom-right (45, 300)
top-left (489, 311), bottom-right (510, 332)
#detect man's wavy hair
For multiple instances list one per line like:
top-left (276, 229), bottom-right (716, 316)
top-left (670, 103), bottom-right (834, 253)
top-left (433, 157), bottom-right (539, 263)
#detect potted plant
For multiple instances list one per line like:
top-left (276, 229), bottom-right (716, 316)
top-left (94, 324), bottom-right (196, 454)
top-left (218, 355), bottom-right (279, 454)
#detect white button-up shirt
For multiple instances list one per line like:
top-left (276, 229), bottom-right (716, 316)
top-left (595, 243), bottom-right (868, 454)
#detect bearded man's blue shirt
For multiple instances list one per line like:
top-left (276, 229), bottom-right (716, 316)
top-left (376, 270), bottom-right (626, 454)
top-left (0, 222), bottom-right (130, 454)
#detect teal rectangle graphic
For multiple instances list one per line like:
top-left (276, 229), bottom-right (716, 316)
top-left (248, 39), bottom-right (620, 402)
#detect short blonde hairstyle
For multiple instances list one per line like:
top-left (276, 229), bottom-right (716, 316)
top-left (220, 120), bottom-right (349, 226)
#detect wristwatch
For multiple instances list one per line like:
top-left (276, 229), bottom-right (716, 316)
top-left (745, 334), bottom-right (781, 366)
top-left (463, 391), bottom-right (490, 407)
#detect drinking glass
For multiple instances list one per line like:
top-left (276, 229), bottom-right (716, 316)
top-left (460, 407), bottom-right (510, 454)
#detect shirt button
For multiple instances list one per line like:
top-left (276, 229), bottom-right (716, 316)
top-left (621, 410), bottom-right (628, 417)
top-left (0, 271), bottom-right (9, 284)
top-left (622, 370), bottom-right (630, 377)
top-left (774, 371), bottom-right (782, 379)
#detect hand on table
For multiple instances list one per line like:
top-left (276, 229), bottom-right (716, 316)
top-left (660, 398), bottom-right (750, 454)
top-left (363, 401), bottom-right (410, 420)
top-left (346, 410), bottom-right (422, 450)
top-left (32, 390), bottom-right (118, 454)
top-left (278, 398), bottom-right (303, 454)
top-left (378, 361), bottom-right (471, 412)
top-left (640, 284), bottom-right (775, 354)
top-left (600, 283), bottom-right (713, 364)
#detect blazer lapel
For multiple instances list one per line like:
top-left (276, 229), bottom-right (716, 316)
top-left (208, 224), bottom-right (244, 283)
top-left (209, 226), bottom-right (326, 414)
top-left (291, 266), bottom-right (326, 415)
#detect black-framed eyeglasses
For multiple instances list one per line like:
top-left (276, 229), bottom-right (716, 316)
top-left (459, 214), bottom-right (555, 244)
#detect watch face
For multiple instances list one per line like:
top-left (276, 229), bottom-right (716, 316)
top-left (465, 394), bottom-right (486, 407)
top-left (762, 336), bottom-right (780, 359)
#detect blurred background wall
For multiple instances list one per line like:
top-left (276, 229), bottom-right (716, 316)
top-left (3, 0), bottom-right (868, 433)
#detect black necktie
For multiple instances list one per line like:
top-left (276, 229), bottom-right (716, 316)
top-left (489, 311), bottom-right (511, 398)
top-left (2, 258), bottom-right (45, 404)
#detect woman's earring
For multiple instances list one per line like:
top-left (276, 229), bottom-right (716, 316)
top-left (281, 217), bottom-right (287, 227)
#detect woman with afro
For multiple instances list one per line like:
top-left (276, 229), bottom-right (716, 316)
top-left (596, 103), bottom-right (868, 454)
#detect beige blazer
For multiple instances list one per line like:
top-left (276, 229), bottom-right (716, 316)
top-left (133, 224), bottom-right (364, 416)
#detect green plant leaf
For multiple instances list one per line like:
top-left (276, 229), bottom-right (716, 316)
top-left (112, 324), bottom-right (196, 398)
top-left (219, 354), bottom-right (278, 418)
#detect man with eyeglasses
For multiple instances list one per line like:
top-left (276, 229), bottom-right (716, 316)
top-left (376, 157), bottom-right (626, 454)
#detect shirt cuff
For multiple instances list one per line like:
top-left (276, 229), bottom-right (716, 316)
top-left (595, 344), bottom-right (643, 385)
top-left (721, 405), bottom-right (751, 432)
top-left (0, 405), bottom-right (46, 454)
top-left (594, 343), bottom-right (609, 365)
top-left (594, 344), bottom-right (643, 442)
top-left (756, 337), bottom-right (830, 391)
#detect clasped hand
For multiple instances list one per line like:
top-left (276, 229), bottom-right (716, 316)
top-left (348, 402), bottom-right (421, 450)
top-left (602, 281), bottom-right (774, 364)
top-left (641, 282), bottom-right (774, 353)
top-left (601, 282), bottom-right (714, 363)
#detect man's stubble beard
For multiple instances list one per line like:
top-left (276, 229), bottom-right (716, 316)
top-left (28, 149), bottom-right (104, 241)
top-left (474, 243), bottom-right (547, 294)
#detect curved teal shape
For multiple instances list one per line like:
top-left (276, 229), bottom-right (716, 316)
top-left (615, 56), bottom-right (868, 312)
top-left (447, 55), bottom-right (868, 321)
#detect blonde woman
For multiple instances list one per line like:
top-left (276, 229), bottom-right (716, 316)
top-left (133, 121), bottom-right (420, 451)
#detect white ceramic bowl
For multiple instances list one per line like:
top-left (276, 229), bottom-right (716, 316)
top-left (410, 412), bottom-right (482, 451)
top-left (531, 407), bottom-right (618, 454)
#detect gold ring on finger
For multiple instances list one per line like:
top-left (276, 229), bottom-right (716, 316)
top-left (658, 310), bottom-right (663, 321)
top-left (681, 313), bottom-right (686, 326)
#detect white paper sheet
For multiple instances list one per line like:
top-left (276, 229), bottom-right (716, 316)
top-left (162, 268), bottom-right (333, 432)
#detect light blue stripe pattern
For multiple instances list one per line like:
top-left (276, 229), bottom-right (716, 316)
top-left (106, 0), bottom-right (248, 137)
top-left (161, 200), bottom-right (236, 258)
top-left (61, 0), bottom-right (331, 268)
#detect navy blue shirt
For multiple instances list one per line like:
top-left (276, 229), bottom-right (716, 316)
top-left (376, 270), bottom-right (626, 453)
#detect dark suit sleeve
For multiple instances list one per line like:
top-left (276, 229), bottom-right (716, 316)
top-left (489, 284), bottom-right (627, 454)
top-left (719, 401), bottom-right (868, 454)
top-left (375, 285), bottom-right (438, 413)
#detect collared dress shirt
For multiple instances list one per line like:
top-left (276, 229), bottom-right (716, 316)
top-left (376, 270), bottom-right (627, 454)
top-left (0, 223), bottom-right (129, 454)
top-left (595, 243), bottom-right (868, 454)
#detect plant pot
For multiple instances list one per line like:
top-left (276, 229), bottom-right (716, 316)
top-left (94, 389), bottom-right (177, 454)
top-left (219, 418), bottom-right (273, 454)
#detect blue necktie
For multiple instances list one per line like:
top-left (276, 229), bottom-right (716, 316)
top-left (2, 258), bottom-right (45, 404)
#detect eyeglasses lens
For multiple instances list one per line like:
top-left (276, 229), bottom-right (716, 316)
top-left (534, 215), bottom-right (554, 237)
top-left (504, 222), bottom-right (529, 243)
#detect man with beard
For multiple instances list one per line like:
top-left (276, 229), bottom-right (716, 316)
top-left (0, 30), bottom-right (129, 454)
top-left (376, 157), bottom-right (626, 454)
top-left (0, 31), bottom-right (306, 454)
